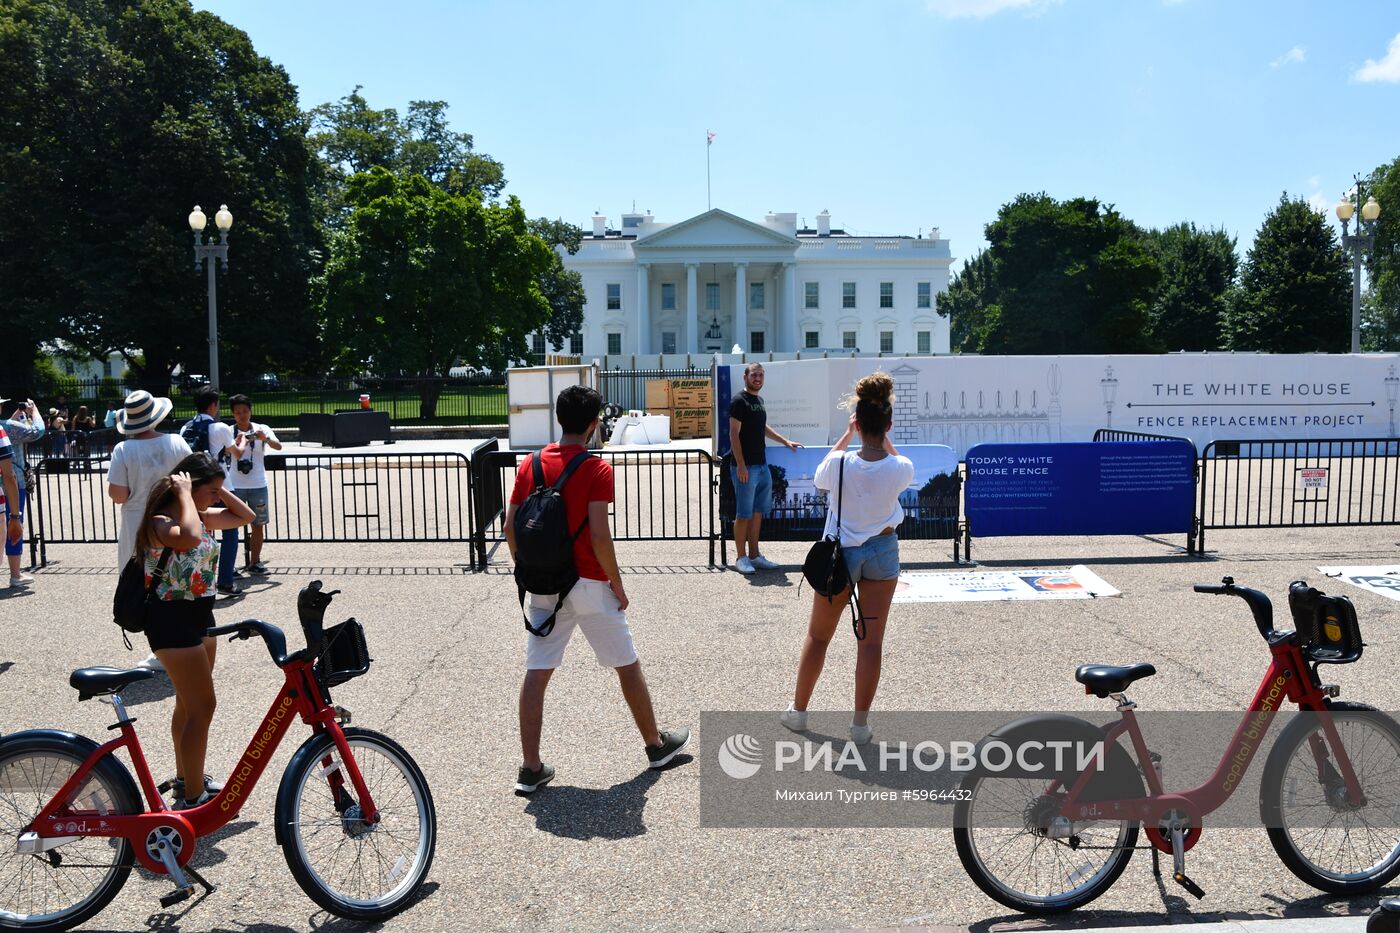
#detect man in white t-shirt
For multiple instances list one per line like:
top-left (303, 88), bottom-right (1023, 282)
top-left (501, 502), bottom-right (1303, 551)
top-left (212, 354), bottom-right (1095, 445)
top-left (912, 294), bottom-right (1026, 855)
top-left (227, 394), bottom-right (281, 574)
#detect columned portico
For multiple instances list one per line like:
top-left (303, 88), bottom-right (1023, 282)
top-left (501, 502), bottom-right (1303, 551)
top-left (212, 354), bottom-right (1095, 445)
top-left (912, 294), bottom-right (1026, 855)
top-left (686, 263), bottom-right (699, 354)
top-left (782, 262), bottom-right (797, 350)
top-left (636, 265), bottom-right (650, 354)
top-left (734, 263), bottom-right (748, 353)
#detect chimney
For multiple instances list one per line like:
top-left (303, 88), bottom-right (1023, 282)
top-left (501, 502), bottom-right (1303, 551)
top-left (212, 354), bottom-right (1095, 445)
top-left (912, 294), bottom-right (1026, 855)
top-left (592, 214), bottom-right (607, 238)
top-left (817, 209), bottom-right (831, 237)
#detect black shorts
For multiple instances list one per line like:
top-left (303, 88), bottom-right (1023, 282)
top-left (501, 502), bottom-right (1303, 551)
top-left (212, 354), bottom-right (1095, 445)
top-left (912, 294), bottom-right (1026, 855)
top-left (144, 598), bottom-right (216, 652)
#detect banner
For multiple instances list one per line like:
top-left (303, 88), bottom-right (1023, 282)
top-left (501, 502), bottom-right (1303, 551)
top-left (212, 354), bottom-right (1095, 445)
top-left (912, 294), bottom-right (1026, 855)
top-left (965, 441), bottom-right (1195, 537)
top-left (891, 565), bottom-right (1120, 603)
top-left (1317, 566), bottom-right (1400, 603)
top-left (720, 444), bottom-right (959, 541)
top-left (714, 354), bottom-right (1400, 460)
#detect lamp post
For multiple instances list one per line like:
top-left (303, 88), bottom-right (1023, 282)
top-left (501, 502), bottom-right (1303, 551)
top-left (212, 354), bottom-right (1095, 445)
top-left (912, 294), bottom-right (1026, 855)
top-left (1386, 364), bottom-right (1399, 438)
top-left (1336, 178), bottom-right (1381, 353)
top-left (189, 204), bottom-right (233, 389)
top-left (1100, 365), bottom-right (1118, 428)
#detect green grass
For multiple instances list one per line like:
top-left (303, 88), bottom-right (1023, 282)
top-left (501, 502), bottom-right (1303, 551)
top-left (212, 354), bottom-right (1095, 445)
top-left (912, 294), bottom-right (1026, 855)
top-left (157, 385), bottom-right (508, 427)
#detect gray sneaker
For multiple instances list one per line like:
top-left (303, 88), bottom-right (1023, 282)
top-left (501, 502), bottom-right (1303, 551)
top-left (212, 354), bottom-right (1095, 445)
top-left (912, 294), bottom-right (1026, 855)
top-left (734, 556), bottom-right (756, 575)
top-left (751, 555), bottom-right (779, 571)
top-left (646, 728), bottom-right (691, 769)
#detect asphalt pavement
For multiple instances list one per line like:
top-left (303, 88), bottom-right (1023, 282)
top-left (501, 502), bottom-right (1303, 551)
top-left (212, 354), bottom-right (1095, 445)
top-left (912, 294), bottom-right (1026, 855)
top-left (2, 523), bottom-right (1399, 932)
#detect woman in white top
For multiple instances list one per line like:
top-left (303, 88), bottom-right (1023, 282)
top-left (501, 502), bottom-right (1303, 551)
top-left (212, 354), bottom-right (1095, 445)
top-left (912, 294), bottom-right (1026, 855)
top-left (781, 372), bottom-right (914, 745)
top-left (106, 391), bottom-right (192, 568)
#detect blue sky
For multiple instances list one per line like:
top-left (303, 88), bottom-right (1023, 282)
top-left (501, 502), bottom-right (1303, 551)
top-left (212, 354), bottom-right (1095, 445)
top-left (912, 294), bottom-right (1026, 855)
top-left (195, 0), bottom-right (1400, 269)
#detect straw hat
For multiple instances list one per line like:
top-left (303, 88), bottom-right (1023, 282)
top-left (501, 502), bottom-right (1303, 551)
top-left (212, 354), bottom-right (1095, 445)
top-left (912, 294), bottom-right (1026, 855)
top-left (115, 390), bottom-right (174, 435)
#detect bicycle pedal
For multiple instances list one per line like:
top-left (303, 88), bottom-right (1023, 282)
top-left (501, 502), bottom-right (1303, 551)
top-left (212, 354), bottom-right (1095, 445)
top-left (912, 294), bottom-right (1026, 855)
top-left (159, 886), bottom-right (193, 909)
top-left (156, 779), bottom-right (175, 795)
top-left (1173, 871), bottom-right (1206, 900)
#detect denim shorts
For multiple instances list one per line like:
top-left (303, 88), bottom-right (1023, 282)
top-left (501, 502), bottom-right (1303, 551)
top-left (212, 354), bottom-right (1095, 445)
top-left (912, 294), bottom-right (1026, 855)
top-left (841, 532), bottom-right (900, 582)
top-left (730, 463), bottom-right (772, 518)
top-left (238, 486), bottom-right (269, 526)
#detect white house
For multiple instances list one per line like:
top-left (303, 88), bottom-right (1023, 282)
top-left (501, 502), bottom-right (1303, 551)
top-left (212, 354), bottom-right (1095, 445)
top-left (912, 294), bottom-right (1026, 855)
top-left (536, 208), bottom-right (953, 361)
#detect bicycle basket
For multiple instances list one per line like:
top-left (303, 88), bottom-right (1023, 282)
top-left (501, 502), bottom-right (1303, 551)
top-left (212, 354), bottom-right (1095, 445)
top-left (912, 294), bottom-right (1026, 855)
top-left (1288, 581), bottom-right (1363, 664)
top-left (315, 618), bottom-right (372, 687)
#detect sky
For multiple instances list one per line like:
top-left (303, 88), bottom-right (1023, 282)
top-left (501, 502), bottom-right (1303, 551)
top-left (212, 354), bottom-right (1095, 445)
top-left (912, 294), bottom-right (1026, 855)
top-left (194, 0), bottom-right (1400, 270)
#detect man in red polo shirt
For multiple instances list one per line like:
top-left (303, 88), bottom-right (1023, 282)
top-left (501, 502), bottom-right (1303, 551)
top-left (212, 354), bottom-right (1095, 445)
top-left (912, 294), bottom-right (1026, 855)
top-left (505, 384), bottom-right (689, 794)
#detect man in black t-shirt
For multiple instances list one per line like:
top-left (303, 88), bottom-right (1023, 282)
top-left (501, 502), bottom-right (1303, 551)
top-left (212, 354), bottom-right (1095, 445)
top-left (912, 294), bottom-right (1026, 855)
top-left (727, 363), bottom-right (800, 574)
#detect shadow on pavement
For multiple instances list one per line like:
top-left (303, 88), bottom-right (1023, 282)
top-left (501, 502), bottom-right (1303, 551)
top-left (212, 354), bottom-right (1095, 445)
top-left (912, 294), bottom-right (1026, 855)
top-left (120, 673), bottom-right (176, 706)
top-left (521, 763), bottom-right (694, 840)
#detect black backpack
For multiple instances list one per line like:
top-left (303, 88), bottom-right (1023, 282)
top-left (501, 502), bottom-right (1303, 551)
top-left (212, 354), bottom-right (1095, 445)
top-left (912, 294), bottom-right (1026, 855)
top-left (180, 417), bottom-right (212, 455)
top-left (513, 450), bottom-right (594, 637)
top-left (112, 547), bottom-right (173, 648)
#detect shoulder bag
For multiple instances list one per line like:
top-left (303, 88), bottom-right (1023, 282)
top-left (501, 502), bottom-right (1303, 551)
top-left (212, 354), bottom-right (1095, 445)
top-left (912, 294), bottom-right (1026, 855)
top-left (801, 454), bottom-right (867, 639)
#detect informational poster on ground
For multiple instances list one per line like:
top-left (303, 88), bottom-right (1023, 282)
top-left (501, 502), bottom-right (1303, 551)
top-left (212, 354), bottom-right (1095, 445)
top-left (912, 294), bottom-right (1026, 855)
top-left (713, 354), bottom-right (1400, 460)
top-left (891, 565), bottom-right (1120, 603)
top-left (1316, 567), bottom-right (1400, 603)
top-left (964, 441), bottom-right (1195, 537)
top-left (719, 444), bottom-right (960, 541)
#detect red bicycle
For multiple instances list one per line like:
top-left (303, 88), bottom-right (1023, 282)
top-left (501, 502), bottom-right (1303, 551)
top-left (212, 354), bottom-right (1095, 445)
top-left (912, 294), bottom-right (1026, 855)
top-left (954, 577), bottom-right (1400, 913)
top-left (0, 582), bottom-right (436, 931)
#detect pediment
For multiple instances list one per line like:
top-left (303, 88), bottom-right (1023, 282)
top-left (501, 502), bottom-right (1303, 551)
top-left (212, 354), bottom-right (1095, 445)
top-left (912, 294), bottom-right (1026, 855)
top-left (633, 209), bottom-right (797, 251)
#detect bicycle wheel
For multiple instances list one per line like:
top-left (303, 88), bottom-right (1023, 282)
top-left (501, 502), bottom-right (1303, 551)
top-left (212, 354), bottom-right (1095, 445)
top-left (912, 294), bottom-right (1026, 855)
top-left (276, 728), bottom-right (436, 921)
top-left (954, 773), bottom-right (1139, 913)
top-left (0, 731), bottom-right (139, 931)
top-left (1262, 701), bottom-right (1400, 893)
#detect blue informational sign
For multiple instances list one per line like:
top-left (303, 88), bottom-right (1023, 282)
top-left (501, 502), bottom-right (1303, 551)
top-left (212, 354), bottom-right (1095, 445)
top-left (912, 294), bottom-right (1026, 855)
top-left (715, 365), bottom-right (733, 456)
top-left (965, 441), bottom-right (1195, 537)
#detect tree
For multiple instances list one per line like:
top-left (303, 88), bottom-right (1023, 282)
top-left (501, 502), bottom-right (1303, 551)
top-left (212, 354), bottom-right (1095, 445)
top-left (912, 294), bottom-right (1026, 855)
top-left (940, 249), bottom-right (999, 354)
top-left (308, 87), bottom-right (506, 227)
top-left (319, 168), bottom-right (554, 416)
top-left (1140, 223), bottom-right (1238, 351)
top-left (1222, 194), bottom-right (1350, 353)
top-left (947, 194), bottom-right (1161, 355)
top-left (0, 0), bottom-right (323, 389)
top-left (527, 217), bottom-right (586, 353)
top-left (1361, 157), bottom-right (1400, 351)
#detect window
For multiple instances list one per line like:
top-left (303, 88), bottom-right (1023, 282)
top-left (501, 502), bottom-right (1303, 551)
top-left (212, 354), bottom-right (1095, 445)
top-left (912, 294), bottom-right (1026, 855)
top-left (661, 283), bottom-right (676, 311)
top-left (880, 331), bottom-right (893, 353)
top-left (804, 281), bottom-right (819, 309)
top-left (843, 331), bottom-right (857, 350)
top-left (917, 282), bottom-right (932, 309)
top-left (103, 358), bottom-right (113, 378)
top-left (662, 331), bottom-right (677, 355)
top-left (606, 283), bottom-right (621, 311)
top-left (750, 331), bottom-right (765, 353)
top-left (917, 331), bottom-right (931, 354)
top-left (570, 332), bottom-right (583, 355)
top-left (805, 330), bottom-right (820, 349)
top-left (879, 282), bottom-right (894, 309)
top-left (842, 281), bottom-right (856, 309)
top-left (531, 333), bottom-right (546, 363)
top-left (706, 283), bottom-right (721, 311)
top-left (607, 332), bottom-right (622, 355)
top-left (749, 282), bottom-right (764, 309)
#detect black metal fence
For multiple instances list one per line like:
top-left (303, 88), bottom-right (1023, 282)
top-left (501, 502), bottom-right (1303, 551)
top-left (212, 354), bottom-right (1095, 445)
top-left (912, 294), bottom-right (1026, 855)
top-left (1093, 428), bottom-right (1196, 448)
top-left (472, 448), bottom-right (719, 569)
top-left (1195, 438), bottom-right (1400, 555)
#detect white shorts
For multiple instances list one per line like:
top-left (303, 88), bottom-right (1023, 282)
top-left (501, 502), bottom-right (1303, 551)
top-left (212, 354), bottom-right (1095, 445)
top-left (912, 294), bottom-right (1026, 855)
top-left (525, 578), bottom-right (638, 671)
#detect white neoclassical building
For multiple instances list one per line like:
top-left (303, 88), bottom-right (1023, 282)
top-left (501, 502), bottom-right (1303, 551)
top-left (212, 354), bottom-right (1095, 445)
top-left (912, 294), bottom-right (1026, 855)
top-left (539, 208), bottom-right (953, 361)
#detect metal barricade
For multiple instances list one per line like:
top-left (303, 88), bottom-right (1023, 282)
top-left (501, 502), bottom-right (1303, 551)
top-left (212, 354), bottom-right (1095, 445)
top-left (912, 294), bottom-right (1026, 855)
top-left (1093, 428), bottom-right (1196, 448)
top-left (31, 455), bottom-right (120, 566)
top-left (474, 448), bottom-right (719, 569)
top-left (1196, 438), bottom-right (1400, 554)
top-left (263, 451), bottom-right (475, 545)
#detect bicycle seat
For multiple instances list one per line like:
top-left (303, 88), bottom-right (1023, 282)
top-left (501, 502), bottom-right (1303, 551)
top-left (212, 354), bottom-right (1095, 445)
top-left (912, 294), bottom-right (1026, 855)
top-left (1075, 663), bottom-right (1156, 698)
top-left (70, 666), bottom-right (155, 700)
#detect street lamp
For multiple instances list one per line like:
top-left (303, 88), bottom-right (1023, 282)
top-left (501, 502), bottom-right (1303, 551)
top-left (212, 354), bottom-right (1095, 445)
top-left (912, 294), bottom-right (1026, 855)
top-left (1336, 177), bottom-right (1380, 353)
top-left (189, 204), bottom-right (233, 389)
top-left (1100, 365), bottom-right (1118, 428)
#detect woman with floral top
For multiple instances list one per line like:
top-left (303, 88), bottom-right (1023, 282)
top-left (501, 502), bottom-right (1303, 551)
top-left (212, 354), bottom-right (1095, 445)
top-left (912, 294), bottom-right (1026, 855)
top-left (136, 452), bottom-right (253, 809)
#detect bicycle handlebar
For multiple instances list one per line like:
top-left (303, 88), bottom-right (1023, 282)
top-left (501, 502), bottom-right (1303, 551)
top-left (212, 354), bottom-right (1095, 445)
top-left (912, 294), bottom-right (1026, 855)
top-left (208, 619), bottom-right (290, 666)
top-left (1193, 575), bottom-right (1275, 640)
top-left (209, 581), bottom-right (341, 668)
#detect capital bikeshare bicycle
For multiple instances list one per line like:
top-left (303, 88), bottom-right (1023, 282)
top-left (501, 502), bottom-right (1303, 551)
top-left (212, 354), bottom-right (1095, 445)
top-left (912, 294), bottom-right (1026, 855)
top-left (0, 582), bottom-right (436, 931)
top-left (953, 577), bottom-right (1400, 913)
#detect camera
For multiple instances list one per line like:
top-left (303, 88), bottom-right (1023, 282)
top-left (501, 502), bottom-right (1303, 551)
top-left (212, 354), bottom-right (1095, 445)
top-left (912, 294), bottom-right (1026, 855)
top-left (236, 459), bottom-right (253, 475)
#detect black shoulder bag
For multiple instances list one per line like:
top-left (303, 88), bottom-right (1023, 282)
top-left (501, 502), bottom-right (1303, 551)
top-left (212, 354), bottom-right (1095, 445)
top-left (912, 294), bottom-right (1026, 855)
top-left (801, 454), bottom-right (867, 639)
top-left (112, 547), bottom-right (174, 649)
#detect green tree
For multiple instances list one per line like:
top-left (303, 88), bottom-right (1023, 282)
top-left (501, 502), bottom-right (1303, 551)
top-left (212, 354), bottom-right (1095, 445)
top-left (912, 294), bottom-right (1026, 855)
top-left (527, 217), bottom-right (586, 353)
top-left (940, 249), bottom-right (999, 354)
top-left (308, 87), bottom-right (506, 226)
top-left (0, 0), bottom-right (322, 389)
top-left (948, 194), bottom-right (1161, 355)
top-left (1223, 194), bottom-right (1350, 353)
top-left (1360, 158), bottom-right (1400, 351)
top-left (1140, 223), bottom-right (1238, 351)
top-left (319, 168), bottom-right (553, 416)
